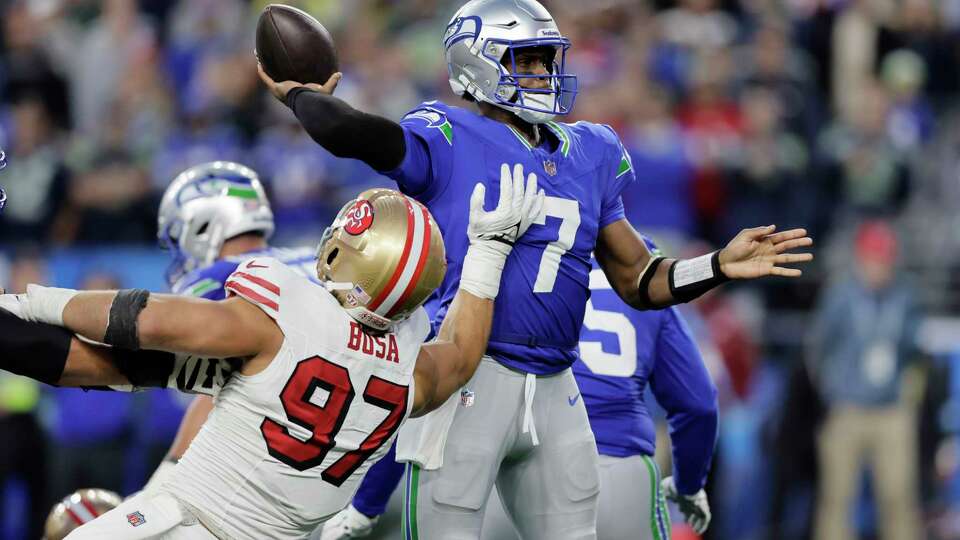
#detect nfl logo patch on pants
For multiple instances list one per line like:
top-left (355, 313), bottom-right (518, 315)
top-left (127, 511), bottom-right (147, 527)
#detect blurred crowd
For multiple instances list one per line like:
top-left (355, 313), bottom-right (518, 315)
top-left (1, 0), bottom-right (960, 538)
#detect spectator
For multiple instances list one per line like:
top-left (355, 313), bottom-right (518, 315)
top-left (0, 95), bottom-right (70, 246)
top-left (880, 48), bottom-right (934, 153)
top-left (620, 84), bottom-right (698, 237)
top-left (808, 219), bottom-right (923, 540)
top-left (817, 79), bottom-right (911, 218)
top-left (720, 86), bottom-right (811, 240)
top-left (61, 149), bottom-right (155, 244)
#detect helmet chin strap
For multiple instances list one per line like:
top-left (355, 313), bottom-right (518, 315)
top-left (514, 92), bottom-right (558, 124)
top-left (322, 281), bottom-right (355, 291)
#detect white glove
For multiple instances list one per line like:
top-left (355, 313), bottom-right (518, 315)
top-left (319, 504), bottom-right (379, 539)
top-left (661, 476), bottom-right (711, 535)
top-left (459, 163), bottom-right (544, 299)
top-left (0, 284), bottom-right (78, 326)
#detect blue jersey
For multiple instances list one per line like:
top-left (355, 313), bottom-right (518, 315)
top-left (573, 261), bottom-right (719, 494)
top-left (171, 246), bottom-right (318, 299)
top-left (386, 101), bottom-right (635, 374)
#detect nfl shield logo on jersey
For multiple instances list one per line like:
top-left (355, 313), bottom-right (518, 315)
top-left (126, 511), bottom-right (146, 527)
top-left (460, 388), bottom-right (475, 407)
top-left (543, 160), bottom-right (557, 176)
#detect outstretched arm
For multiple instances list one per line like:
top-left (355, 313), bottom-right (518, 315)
top-left (63, 293), bottom-right (281, 358)
top-left (6, 285), bottom-right (282, 359)
top-left (258, 64), bottom-right (405, 172)
top-left (596, 219), bottom-right (813, 309)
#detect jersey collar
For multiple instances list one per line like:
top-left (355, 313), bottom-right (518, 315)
top-left (505, 122), bottom-right (569, 157)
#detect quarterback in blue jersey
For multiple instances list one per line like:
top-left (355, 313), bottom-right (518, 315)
top-left (259, 0), bottom-right (812, 537)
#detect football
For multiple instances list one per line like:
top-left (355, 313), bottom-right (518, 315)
top-left (255, 4), bottom-right (338, 85)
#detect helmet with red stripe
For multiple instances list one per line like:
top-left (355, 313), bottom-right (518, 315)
top-left (44, 488), bottom-right (122, 539)
top-left (317, 189), bottom-right (446, 332)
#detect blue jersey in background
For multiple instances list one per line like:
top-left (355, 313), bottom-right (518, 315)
top-left (386, 100), bottom-right (635, 374)
top-left (171, 246), bottom-right (318, 300)
top-left (574, 258), bottom-right (719, 494)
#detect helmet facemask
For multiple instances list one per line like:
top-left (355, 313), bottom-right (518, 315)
top-left (486, 39), bottom-right (578, 124)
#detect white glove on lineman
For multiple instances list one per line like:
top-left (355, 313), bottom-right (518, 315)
top-left (319, 504), bottom-right (379, 540)
top-left (0, 284), bottom-right (78, 326)
top-left (459, 162), bottom-right (544, 299)
top-left (661, 476), bottom-right (711, 535)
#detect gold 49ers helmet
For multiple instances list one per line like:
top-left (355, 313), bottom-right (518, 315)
top-left (44, 488), bottom-right (122, 540)
top-left (318, 188), bottom-right (446, 331)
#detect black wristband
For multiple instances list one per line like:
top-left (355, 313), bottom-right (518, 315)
top-left (104, 289), bottom-right (150, 351)
top-left (0, 308), bottom-right (70, 385)
top-left (668, 251), bottom-right (730, 303)
top-left (636, 256), bottom-right (666, 309)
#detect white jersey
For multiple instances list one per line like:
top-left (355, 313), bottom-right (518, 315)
top-left (164, 257), bottom-right (431, 539)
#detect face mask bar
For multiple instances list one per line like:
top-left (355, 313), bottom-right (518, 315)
top-left (482, 37), bottom-right (578, 116)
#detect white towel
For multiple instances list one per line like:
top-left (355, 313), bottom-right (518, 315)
top-left (396, 388), bottom-right (460, 470)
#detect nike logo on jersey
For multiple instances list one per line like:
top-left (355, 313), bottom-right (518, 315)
top-left (568, 393), bottom-right (580, 406)
top-left (246, 260), bottom-right (269, 269)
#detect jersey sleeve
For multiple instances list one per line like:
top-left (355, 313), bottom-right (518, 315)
top-left (598, 125), bottom-right (636, 229)
top-left (224, 257), bottom-right (286, 320)
top-left (648, 307), bottom-right (719, 495)
top-left (172, 260), bottom-right (242, 301)
top-left (383, 103), bottom-right (455, 201)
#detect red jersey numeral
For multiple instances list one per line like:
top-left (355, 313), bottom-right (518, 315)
top-left (261, 356), bottom-right (409, 484)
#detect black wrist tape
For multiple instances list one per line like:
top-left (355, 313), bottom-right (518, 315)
top-left (104, 289), bottom-right (150, 351)
top-left (668, 251), bottom-right (730, 303)
top-left (636, 256), bottom-right (666, 309)
top-left (0, 308), bottom-right (70, 385)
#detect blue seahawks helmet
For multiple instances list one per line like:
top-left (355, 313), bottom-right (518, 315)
top-left (157, 161), bottom-right (274, 285)
top-left (444, 0), bottom-right (578, 124)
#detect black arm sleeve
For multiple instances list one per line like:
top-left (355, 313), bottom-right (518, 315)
top-left (0, 308), bottom-right (70, 385)
top-left (113, 348), bottom-right (178, 388)
top-left (285, 87), bottom-right (406, 172)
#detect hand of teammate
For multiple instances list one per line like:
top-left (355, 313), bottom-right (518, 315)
top-left (468, 162), bottom-right (544, 252)
top-left (661, 476), bottom-right (711, 535)
top-left (717, 225), bottom-right (813, 279)
top-left (257, 61), bottom-right (342, 101)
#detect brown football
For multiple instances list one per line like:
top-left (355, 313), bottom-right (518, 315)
top-left (255, 4), bottom-right (338, 85)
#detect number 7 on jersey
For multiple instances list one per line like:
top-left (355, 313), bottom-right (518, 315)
top-left (532, 196), bottom-right (581, 293)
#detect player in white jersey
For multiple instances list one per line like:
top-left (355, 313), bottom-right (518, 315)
top-left (1, 163), bottom-right (544, 539)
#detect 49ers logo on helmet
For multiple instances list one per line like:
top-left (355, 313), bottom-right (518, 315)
top-left (343, 200), bottom-right (374, 235)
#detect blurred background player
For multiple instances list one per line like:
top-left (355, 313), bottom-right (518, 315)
top-left (808, 219), bottom-right (923, 540)
top-left (43, 488), bottom-right (121, 540)
top-left (573, 236), bottom-right (717, 540)
top-left (321, 236), bottom-right (718, 540)
top-left (260, 0), bottom-right (810, 537)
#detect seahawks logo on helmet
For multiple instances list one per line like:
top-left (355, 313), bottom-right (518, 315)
top-left (444, 15), bottom-right (481, 49)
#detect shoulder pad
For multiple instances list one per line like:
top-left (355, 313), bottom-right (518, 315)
top-left (402, 104), bottom-right (454, 145)
top-left (225, 257), bottom-right (287, 314)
